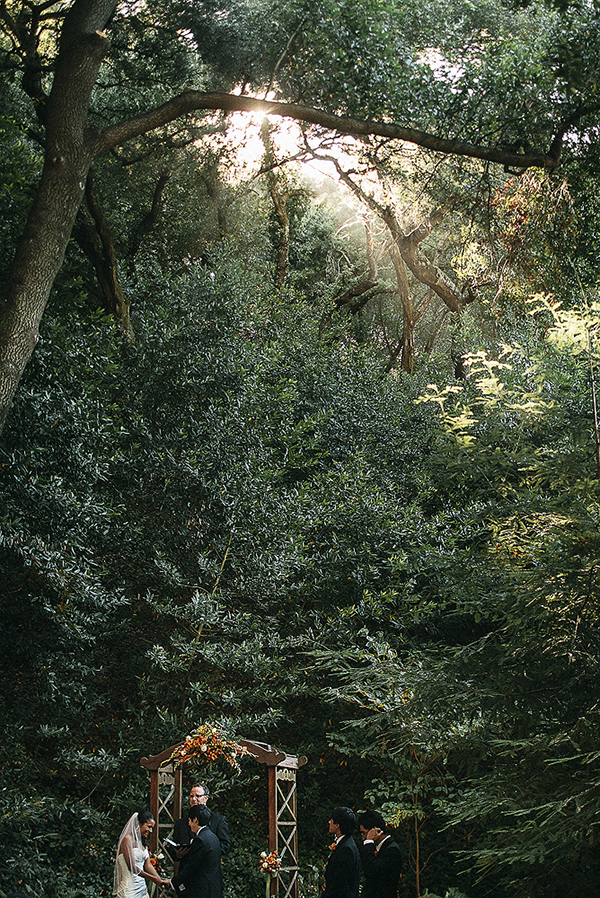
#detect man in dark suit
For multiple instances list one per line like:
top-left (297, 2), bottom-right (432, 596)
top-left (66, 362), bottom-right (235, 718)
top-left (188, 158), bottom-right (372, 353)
top-left (358, 810), bottom-right (403, 898)
top-left (168, 783), bottom-right (231, 870)
top-left (171, 805), bottom-right (222, 898)
top-left (322, 807), bottom-right (360, 898)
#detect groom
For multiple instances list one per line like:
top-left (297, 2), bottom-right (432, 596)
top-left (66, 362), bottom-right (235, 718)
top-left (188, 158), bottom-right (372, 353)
top-left (171, 805), bottom-right (222, 898)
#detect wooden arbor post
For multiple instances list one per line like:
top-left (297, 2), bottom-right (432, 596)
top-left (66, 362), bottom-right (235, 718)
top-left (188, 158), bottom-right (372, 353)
top-left (139, 744), bottom-right (183, 856)
top-left (140, 738), bottom-right (307, 898)
top-left (239, 740), bottom-right (307, 898)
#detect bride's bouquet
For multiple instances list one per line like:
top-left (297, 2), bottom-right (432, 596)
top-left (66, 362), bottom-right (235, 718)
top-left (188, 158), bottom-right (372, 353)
top-left (149, 852), bottom-right (166, 876)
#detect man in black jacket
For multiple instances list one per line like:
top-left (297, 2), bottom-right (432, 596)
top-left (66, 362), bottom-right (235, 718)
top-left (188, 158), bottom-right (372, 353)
top-left (168, 783), bottom-right (231, 870)
top-left (358, 810), bottom-right (403, 898)
top-left (171, 806), bottom-right (222, 898)
top-left (322, 807), bottom-right (360, 898)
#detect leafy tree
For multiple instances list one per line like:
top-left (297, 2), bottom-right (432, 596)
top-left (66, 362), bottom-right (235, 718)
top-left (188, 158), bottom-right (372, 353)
top-left (1, 0), bottom-right (597, 433)
top-left (3, 4), bottom-right (600, 898)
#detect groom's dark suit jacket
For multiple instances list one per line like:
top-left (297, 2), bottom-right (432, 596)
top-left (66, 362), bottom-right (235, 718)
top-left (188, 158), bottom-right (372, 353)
top-left (172, 827), bottom-right (222, 898)
top-left (322, 834), bottom-right (360, 898)
top-left (169, 809), bottom-right (231, 870)
top-left (359, 835), bottom-right (403, 898)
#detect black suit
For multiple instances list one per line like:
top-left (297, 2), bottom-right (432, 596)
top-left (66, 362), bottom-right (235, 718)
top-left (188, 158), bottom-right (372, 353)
top-left (169, 809), bottom-right (231, 869)
top-left (323, 835), bottom-right (360, 898)
top-left (359, 836), bottom-right (403, 898)
top-left (171, 827), bottom-right (222, 898)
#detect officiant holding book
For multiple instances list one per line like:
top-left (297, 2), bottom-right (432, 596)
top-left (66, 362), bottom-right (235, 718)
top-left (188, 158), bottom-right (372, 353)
top-left (166, 783), bottom-right (230, 886)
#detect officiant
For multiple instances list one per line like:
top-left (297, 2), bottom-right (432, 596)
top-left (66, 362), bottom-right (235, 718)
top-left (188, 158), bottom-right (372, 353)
top-left (167, 783), bottom-right (231, 871)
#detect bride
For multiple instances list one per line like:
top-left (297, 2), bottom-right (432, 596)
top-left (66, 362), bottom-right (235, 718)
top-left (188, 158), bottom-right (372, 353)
top-left (114, 811), bottom-right (171, 898)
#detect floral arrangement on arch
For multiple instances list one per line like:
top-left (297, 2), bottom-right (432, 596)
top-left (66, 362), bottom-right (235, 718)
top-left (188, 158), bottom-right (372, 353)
top-left (167, 723), bottom-right (248, 772)
top-left (259, 850), bottom-right (282, 876)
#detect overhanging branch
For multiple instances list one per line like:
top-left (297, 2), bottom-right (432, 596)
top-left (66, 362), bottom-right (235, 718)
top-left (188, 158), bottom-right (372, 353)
top-left (94, 91), bottom-right (563, 171)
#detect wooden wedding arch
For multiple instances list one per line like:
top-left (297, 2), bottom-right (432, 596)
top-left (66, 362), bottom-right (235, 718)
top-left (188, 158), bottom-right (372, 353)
top-left (140, 738), bottom-right (307, 898)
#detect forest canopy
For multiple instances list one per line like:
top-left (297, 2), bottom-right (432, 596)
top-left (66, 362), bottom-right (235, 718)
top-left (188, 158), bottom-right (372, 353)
top-left (2, 2), bottom-right (600, 898)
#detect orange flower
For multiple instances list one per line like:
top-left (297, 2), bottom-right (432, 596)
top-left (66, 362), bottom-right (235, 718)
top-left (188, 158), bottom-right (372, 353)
top-left (259, 850), bottom-right (282, 875)
top-left (149, 853), bottom-right (165, 875)
top-left (168, 723), bottom-right (248, 771)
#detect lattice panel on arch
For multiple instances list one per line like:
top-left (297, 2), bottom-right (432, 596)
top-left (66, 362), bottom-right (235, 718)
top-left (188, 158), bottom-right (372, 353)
top-left (157, 765), bottom-right (177, 862)
top-left (275, 767), bottom-right (299, 898)
top-left (154, 763), bottom-right (178, 898)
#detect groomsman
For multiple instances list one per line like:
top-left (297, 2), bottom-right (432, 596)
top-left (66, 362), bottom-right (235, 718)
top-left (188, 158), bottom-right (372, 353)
top-left (322, 807), bottom-right (360, 898)
top-left (357, 810), bottom-right (403, 898)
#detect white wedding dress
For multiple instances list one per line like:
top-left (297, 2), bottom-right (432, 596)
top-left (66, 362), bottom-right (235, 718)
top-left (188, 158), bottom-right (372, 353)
top-left (115, 847), bottom-right (150, 898)
top-left (114, 814), bottom-right (153, 898)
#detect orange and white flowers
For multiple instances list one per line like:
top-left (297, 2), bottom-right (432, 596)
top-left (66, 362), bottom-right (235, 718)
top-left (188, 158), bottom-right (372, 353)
top-left (259, 850), bottom-right (282, 875)
top-left (149, 852), bottom-right (165, 876)
top-left (168, 724), bottom-right (248, 771)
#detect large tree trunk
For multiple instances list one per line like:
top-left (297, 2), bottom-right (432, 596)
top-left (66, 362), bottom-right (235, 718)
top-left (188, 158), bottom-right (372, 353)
top-left (0, 0), bottom-right (116, 433)
top-left (0, 158), bottom-right (88, 429)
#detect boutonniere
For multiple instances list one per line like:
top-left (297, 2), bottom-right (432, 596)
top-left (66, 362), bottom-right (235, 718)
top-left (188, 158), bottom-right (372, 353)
top-left (330, 842), bottom-right (337, 851)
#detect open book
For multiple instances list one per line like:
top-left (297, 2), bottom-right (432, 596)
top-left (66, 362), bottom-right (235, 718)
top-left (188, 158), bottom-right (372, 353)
top-left (165, 838), bottom-right (191, 850)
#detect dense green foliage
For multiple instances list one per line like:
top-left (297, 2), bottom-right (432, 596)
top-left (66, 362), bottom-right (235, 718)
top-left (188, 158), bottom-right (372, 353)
top-left (0, 258), bottom-right (431, 895)
top-left (4, 262), bottom-right (600, 898)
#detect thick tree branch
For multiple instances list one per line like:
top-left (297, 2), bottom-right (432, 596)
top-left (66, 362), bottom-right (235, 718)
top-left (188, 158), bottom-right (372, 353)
top-left (404, 208), bottom-right (446, 251)
top-left (93, 91), bottom-right (562, 171)
top-left (316, 154), bottom-right (470, 316)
